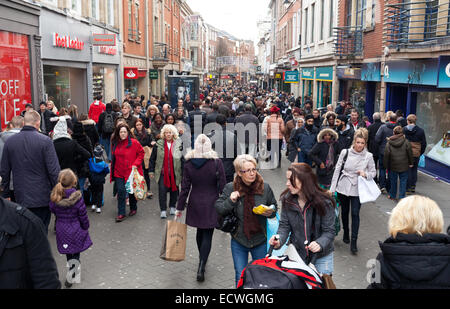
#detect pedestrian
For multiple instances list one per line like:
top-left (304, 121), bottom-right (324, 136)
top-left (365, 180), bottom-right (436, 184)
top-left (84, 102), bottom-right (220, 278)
top-left (47, 100), bottom-right (58, 115)
top-left (121, 102), bottom-right (137, 129)
top-left (0, 111), bottom-right (60, 231)
top-left (49, 168), bottom-right (92, 288)
top-left (384, 126), bottom-right (414, 200)
top-left (97, 103), bottom-right (118, 161)
top-left (88, 95), bottom-right (106, 126)
top-left (150, 113), bottom-right (165, 142)
top-left (349, 109), bottom-right (367, 131)
top-left (88, 145), bottom-right (110, 213)
top-left (215, 154), bottom-right (278, 286)
top-left (309, 128), bottom-right (340, 189)
top-left (293, 114), bottom-right (318, 166)
top-left (165, 114), bottom-right (176, 126)
top-left (266, 106), bottom-right (285, 168)
top-left (68, 104), bottom-right (78, 123)
top-left (176, 134), bottom-right (226, 282)
top-left (131, 119), bottom-right (154, 199)
top-left (335, 114), bottom-right (355, 153)
top-left (235, 104), bottom-right (260, 159)
top-left (403, 114), bottom-right (427, 194)
top-left (110, 123), bottom-right (145, 222)
top-left (312, 109), bottom-right (322, 130)
top-left (335, 101), bottom-right (346, 115)
top-left (188, 100), bottom-right (207, 146)
top-left (287, 118), bottom-right (305, 163)
top-left (269, 163), bottom-right (336, 275)
top-left (145, 105), bottom-right (159, 128)
top-left (367, 112), bottom-right (383, 183)
top-left (284, 108), bottom-right (301, 154)
top-left (375, 112), bottom-right (398, 194)
top-left (78, 114), bottom-right (100, 148)
top-left (368, 195), bottom-right (450, 289)
top-left (38, 101), bottom-right (56, 135)
top-left (330, 128), bottom-right (376, 254)
top-left (320, 112), bottom-right (337, 131)
top-left (0, 191), bottom-right (61, 288)
top-left (149, 124), bottom-right (183, 219)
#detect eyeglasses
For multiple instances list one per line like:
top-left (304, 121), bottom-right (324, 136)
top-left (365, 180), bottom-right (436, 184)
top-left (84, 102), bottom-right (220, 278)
top-left (240, 168), bottom-right (257, 174)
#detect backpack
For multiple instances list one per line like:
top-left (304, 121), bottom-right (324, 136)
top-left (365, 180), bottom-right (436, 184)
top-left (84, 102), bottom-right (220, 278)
top-left (102, 112), bottom-right (115, 134)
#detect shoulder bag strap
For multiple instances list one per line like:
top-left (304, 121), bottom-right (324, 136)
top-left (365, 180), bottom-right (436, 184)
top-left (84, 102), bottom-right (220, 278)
top-left (338, 149), bottom-right (349, 182)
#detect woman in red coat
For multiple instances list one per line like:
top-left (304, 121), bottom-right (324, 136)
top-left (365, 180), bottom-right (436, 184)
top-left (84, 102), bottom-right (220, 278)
top-left (111, 123), bottom-right (145, 222)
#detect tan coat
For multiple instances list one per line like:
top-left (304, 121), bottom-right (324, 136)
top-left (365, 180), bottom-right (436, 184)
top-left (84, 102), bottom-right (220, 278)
top-left (266, 114), bottom-right (285, 140)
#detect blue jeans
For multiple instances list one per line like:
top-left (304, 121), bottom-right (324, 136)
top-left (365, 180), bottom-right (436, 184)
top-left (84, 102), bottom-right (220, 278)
top-left (231, 239), bottom-right (267, 287)
top-left (298, 150), bottom-right (312, 166)
top-left (115, 177), bottom-right (137, 216)
top-left (100, 137), bottom-right (111, 161)
top-left (389, 170), bottom-right (408, 199)
top-left (315, 252), bottom-right (334, 275)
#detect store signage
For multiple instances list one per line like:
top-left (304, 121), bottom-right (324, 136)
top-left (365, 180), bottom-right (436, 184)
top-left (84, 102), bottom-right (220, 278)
top-left (98, 46), bottom-right (117, 55)
top-left (362, 62), bottom-right (381, 82)
top-left (52, 32), bottom-right (84, 50)
top-left (275, 73), bottom-right (282, 79)
top-left (301, 68), bottom-right (314, 80)
top-left (0, 31), bottom-right (32, 130)
top-left (316, 66), bottom-right (333, 82)
top-left (384, 59), bottom-right (437, 86)
top-left (92, 33), bottom-right (116, 46)
top-left (337, 67), bottom-right (361, 80)
top-left (437, 56), bottom-right (450, 88)
top-left (284, 71), bottom-right (299, 83)
top-left (124, 67), bottom-right (138, 80)
top-left (149, 69), bottom-right (159, 80)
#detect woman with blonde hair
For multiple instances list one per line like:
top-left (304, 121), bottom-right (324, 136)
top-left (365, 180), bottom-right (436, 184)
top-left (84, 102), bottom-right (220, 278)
top-left (47, 100), bottom-right (58, 115)
top-left (330, 128), bottom-right (376, 254)
top-left (369, 195), bottom-right (450, 289)
top-left (149, 124), bottom-right (183, 218)
top-left (49, 169), bottom-right (92, 288)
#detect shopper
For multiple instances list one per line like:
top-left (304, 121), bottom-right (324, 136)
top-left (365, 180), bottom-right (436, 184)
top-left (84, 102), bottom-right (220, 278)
top-left (88, 95), bottom-right (105, 125)
top-left (383, 126), bottom-right (414, 200)
top-left (132, 119), bottom-right (154, 199)
top-left (293, 114), bottom-right (318, 166)
top-left (110, 123), bottom-right (145, 222)
top-left (176, 134), bottom-right (226, 282)
top-left (266, 106), bottom-right (285, 168)
top-left (269, 163), bottom-right (336, 275)
top-left (287, 118), bottom-right (305, 163)
top-left (88, 145), bottom-right (110, 213)
top-left (149, 124), bottom-right (183, 219)
top-left (368, 195), bottom-right (450, 289)
top-left (49, 168), bottom-right (92, 288)
top-left (330, 128), bottom-right (376, 254)
top-left (97, 103), bottom-right (117, 161)
top-left (215, 154), bottom-right (278, 286)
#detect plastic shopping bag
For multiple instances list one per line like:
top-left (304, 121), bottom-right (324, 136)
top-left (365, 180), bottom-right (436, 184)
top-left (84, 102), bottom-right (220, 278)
top-left (132, 168), bottom-right (147, 200)
top-left (358, 176), bottom-right (381, 204)
top-left (267, 212), bottom-right (289, 256)
top-left (418, 154), bottom-right (426, 168)
top-left (125, 169), bottom-right (135, 195)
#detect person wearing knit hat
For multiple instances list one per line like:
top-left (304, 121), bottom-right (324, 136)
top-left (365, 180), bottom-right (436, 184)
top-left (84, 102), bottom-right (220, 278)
top-left (52, 117), bottom-right (71, 141)
top-left (176, 134), bottom-right (226, 282)
top-left (88, 145), bottom-right (109, 214)
top-left (292, 113), bottom-right (318, 166)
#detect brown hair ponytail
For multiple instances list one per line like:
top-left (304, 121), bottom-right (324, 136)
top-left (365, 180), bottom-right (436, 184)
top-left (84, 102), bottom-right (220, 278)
top-left (50, 169), bottom-right (78, 203)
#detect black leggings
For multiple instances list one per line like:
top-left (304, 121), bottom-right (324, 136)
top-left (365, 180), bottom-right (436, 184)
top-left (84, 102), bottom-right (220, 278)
top-left (196, 228), bottom-right (214, 263)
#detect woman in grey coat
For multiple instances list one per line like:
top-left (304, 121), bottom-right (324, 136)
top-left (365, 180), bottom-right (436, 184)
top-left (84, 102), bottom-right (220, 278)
top-left (330, 128), bottom-right (376, 254)
top-left (269, 163), bottom-right (336, 275)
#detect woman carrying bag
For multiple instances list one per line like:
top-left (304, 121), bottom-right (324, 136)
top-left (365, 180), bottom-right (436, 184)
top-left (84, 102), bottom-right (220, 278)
top-left (269, 163), bottom-right (336, 276)
top-left (175, 134), bottom-right (227, 282)
top-left (132, 119), bottom-right (155, 199)
top-left (330, 128), bottom-right (376, 254)
top-left (215, 154), bottom-right (278, 287)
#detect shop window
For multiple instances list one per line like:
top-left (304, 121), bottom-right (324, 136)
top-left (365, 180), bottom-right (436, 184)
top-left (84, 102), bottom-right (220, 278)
top-left (356, 0), bottom-right (366, 28)
top-left (135, 2), bottom-right (140, 42)
top-left (91, 0), bottom-right (99, 20)
top-left (107, 0), bottom-right (115, 27)
top-left (128, 0), bottom-right (134, 40)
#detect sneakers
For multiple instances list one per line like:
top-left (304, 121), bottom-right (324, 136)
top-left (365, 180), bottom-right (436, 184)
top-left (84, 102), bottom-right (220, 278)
top-left (170, 208), bottom-right (176, 216)
top-left (91, 205), bottom-right (97, 212)
top-left (160, 211), bottom-right (167, 219)
top-left (96, 207), bottom-right (102, 214)
top-left (115, 215), bottom-right (126, 222)
top-left (129, 210), bottom-right (137, 217)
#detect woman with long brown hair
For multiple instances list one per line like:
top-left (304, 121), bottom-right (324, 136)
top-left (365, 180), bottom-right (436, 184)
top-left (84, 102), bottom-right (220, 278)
top-left (269, 163), bottom-right (336, 275)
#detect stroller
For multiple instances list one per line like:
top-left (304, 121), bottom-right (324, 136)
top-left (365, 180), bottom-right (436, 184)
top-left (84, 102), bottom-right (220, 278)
top-left (237, 243), bottom-right (324, 289)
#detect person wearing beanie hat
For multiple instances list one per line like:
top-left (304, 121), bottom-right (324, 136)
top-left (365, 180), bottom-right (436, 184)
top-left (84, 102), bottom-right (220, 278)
top-left (336, 114), bottom-right (354, 152)
top-left (176, 134), bottom-right (226, 282)
top-left (292, 113), bottom-right (318, 166)
top-left (88, 145), bottom-right (110, 214)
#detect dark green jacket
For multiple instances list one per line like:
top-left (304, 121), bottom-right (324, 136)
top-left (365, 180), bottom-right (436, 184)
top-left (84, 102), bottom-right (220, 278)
top-left (384, 134), bottom-right (413, 173)
top-left (215, 182), bottom-right (277, 249)
top-left (149, 138), bottom-right (183, 186)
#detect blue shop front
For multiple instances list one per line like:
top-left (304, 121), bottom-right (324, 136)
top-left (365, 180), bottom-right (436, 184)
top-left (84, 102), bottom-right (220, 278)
top-left (384, 56), bottom-right (450, 183)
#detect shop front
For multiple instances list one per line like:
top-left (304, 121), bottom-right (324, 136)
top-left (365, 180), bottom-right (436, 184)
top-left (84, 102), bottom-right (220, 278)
top-left (384, 57), bottom-right (450, 182)
top-left (41, 8), bottom-right (91, 113)
top-left (301, 67), bottom-right (314, 105)
top-left (123, 56), bottom-right (148, 98)
top-left (361, 62), bottom-right (382, 119)
top-left (337, 66), bottom-right (367, 116)
top-left (315, 66), bottom-right (333, 108)
top-left (0, 0), bottom-right (41, 130)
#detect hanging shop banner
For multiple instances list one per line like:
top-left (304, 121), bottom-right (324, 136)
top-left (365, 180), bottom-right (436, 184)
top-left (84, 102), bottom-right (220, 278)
top-left (124, 67), bottom-right (138, 80)
top-left (301, 67), bottom-right (314, 80)
top-left (383, 59), bottom-right (438, 86)
top-left (316, 66), bottom-right (333, 82)
top-left (361, 62), bottom-right (381, 82)
top-left (284, 70), bottom-right (299, 83)
top-left (92, 33), bottom-right (116, 46)
top-left (168, 76), bottom-right (199, 108)
top-left (437, 56), bottom-right (450, 88)
top-left (0, 31), bottom-right (32, 130)
top-left (337, 67), bottom-right (361, 80)
top-left (275, 73), bottom-right (282, 79)
top-left (149, 69), bottom-right (159, 80)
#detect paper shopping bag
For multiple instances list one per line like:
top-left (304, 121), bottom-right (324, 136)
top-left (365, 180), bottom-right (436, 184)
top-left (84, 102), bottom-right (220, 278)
top-left (160, 220), bottom-right (187, 262)
top-left (358, 176), bottom-right (381, 204)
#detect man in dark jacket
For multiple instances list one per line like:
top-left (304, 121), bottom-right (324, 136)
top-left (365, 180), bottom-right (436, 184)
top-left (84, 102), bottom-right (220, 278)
top-left (206, 103), bottom-right (219, 124)
top-left (375, 113), bottom-right (398, 193)
top-left (97, 103), bottom-right (117, 161)
top-left (188, 100), bottom-right (207, 148)
top-left (234, 104), bottom-right (259, 158)
top-left (403, 114), bottom-right (427, 194)
top-left (38, 101), bottom-right (56, 135)
top-left (0, 111), bottom-right (61, 231)
top-left (335, 115), bottom-right (354, 154)
top-left (368, 112), bottom-right (383, 182)
top-left (294, 115), bottom-right (318, 166)
top-left (0, 197), bottom-right (61, 289)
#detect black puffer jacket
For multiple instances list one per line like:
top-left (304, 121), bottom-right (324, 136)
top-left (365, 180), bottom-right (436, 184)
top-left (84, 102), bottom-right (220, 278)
top-left (0, 198), bottom-right (61, 289)
top-left (370, 233), bottom-right (450, 289)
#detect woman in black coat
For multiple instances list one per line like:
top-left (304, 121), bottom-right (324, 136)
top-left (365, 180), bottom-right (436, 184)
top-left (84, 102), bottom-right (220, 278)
top-left (132, 119), bottom-right (155, 199)
top-left (368, 195), bottom-right (450, 289)
top-left (72, 121), bottom-right (94, 201)
top-left (78, 114), bottom-right (100, 147)
top-left (308, 128), bottom-right (340, 188)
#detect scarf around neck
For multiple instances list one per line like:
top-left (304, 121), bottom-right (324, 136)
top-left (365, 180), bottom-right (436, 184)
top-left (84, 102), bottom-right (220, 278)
top-left (163, 140), bottom-right (177, 192)
top-left (233, 173), bottom-right (265, 240)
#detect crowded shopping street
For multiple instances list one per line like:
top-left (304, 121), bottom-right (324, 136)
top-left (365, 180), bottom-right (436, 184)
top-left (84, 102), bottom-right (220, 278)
top-left (0, 0), bottom-right (449, 292)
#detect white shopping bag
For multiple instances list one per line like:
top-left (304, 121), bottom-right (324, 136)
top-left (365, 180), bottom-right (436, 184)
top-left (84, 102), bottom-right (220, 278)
top-left (358, 176), bottom-right (381, 204)
top-left (125, 169), bottom-right (135, 195)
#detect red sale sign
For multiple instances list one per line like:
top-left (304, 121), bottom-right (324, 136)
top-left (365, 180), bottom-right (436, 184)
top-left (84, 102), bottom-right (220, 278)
top-left (0, 31), bottom-right (32, 130)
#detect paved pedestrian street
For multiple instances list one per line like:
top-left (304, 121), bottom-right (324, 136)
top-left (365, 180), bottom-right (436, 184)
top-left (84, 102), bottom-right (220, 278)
top-left (47, 157), bottom-right (450, 289)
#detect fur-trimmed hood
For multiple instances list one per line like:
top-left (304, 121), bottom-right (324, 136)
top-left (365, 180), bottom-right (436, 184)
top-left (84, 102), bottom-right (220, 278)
top-left (81, 119), bottom-right (96, 126)
top-left (317, 128), bottom-right (339, 143)
top-left (56, 190), bottom-right (82, 207)
top-left (322, 111), bottom-right (337, 126)
top-left (50, 115), bottom-right (71, 122)
top-left (184, 134), bottom-right (218, 161)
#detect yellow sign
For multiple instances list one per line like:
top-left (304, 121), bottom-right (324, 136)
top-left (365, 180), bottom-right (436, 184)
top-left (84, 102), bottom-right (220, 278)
top-left (275, 73), bottom-right (282, 79)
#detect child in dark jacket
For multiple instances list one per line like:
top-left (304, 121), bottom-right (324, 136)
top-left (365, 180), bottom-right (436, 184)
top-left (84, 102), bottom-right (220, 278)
top-left (88, 145), bottom-right (110, 213)
top-left (49, 169), bottom-right (92, 288)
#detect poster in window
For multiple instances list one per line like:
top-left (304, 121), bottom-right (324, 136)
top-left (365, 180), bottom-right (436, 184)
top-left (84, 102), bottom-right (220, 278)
top-left (168, 76), bottom-right (199, 108)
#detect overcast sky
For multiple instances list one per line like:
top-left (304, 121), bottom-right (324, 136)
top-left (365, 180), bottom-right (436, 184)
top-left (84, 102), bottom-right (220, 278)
top-left (186, 0), bottom-right (271, 45)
